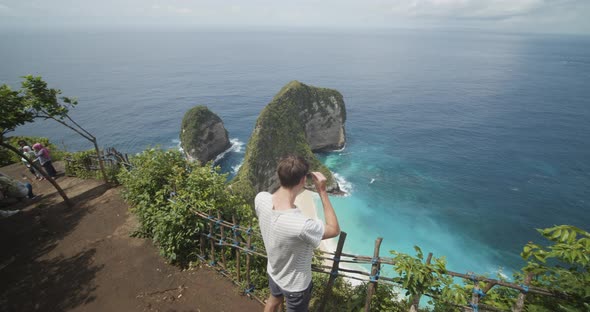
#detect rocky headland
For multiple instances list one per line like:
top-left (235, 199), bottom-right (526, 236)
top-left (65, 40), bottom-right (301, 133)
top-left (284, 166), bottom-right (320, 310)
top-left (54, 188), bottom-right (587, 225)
top-left (231, 81), bottom-right (346, 197)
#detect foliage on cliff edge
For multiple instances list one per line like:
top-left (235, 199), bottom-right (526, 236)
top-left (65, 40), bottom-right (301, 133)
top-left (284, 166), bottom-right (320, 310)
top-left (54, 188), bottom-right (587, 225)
top-left (117, 148), bottom-right (253, 264)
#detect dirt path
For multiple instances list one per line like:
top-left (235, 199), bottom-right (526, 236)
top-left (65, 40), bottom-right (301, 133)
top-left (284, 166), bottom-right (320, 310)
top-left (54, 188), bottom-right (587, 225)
top-left (0, 162), bottom-right (262, 312)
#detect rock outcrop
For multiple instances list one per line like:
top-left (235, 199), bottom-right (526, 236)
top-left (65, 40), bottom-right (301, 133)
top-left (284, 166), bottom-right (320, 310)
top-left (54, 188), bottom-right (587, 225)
top-left (232, 81), bottom-right (346, 197)
top-left (180, 105), bottom-right (230, 164)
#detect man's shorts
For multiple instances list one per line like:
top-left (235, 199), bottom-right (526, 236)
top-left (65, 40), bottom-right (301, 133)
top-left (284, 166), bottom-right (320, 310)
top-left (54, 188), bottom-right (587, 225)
top-left (268, 275), bottom-right (313, 312)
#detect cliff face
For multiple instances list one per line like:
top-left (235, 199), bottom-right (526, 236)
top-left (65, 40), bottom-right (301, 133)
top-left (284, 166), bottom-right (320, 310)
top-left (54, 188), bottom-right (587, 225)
top-left (180, 106), bottom-right (230, 164)
top-left (302, 89), bottom-right (347, 152)
top-left (232, 81), bottom-right (346, 196)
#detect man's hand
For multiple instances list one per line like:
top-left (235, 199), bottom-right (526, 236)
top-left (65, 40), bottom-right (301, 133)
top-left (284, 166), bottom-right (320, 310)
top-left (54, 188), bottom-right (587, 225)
top-left (308, 171), bottom-right (340, 239)
top-left (308, 171), bottom-right (327, 193)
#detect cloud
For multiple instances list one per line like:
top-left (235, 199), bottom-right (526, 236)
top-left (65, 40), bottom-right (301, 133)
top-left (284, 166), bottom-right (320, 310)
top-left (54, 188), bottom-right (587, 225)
top-left (387, 0), bottom-right (545, 20)
top-left (150, 3), bottom-right (192, 15)
top-left (0, 0), bottom-right (587, 34)
top-left (0, 3), bottom-right (15, 16)
top-left (172, 7), bottom-right (192, 14)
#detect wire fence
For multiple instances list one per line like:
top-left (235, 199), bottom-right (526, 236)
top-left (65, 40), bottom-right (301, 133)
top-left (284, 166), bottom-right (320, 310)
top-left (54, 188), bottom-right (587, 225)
top-left (190, 211), bottom-right (569, 312)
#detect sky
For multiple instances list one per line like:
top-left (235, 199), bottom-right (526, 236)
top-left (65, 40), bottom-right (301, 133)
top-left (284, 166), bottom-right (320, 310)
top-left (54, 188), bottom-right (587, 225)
top-left (0, 0), bottom-right (589, 34)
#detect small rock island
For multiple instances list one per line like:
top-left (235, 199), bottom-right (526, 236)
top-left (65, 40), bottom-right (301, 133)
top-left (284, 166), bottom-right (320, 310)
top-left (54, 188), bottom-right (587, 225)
top-left (180, 105), bottom-right (230, 164)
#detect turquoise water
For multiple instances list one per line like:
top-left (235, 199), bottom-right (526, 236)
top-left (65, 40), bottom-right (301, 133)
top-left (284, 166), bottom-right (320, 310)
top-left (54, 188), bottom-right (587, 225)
top-left (2, 29), bottom-right (589, 277)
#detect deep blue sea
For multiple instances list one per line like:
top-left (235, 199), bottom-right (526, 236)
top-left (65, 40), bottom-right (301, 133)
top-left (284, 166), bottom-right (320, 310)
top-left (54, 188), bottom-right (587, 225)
top-left (2, 28), bottom-right (589, 277)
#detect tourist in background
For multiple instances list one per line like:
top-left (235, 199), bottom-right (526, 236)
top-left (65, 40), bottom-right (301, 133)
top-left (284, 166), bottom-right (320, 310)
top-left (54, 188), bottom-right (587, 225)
top-left (0, 173), bottom-right (37, 218)
top-left (21, 146), bottom-right (42, 180)
top-left (0, 172), bottom-right (37, 202)
top-left (255, 155), bottom-right (340, 312)
top-left (17, 139), bottom-right (29, 153)
top-left (32, 143), bottom-right (57, 179)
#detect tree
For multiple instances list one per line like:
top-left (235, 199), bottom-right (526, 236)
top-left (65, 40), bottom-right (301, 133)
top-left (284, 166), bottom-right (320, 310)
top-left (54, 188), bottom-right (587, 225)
top-left (0, 84), bottom-right (71, 206)
top-left (20, 75), bottom-right (109, 184)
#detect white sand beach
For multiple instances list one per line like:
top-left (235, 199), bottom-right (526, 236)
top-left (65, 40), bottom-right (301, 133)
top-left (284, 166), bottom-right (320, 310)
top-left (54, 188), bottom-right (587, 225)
top-left (295, 190), bottom-right (369, 287)
top-left (295, 190), bottom-right (337, 254)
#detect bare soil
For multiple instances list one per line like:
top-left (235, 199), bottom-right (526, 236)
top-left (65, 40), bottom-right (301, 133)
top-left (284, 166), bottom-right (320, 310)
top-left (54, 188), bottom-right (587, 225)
top-left (0, 162), bottom-right (262, 312)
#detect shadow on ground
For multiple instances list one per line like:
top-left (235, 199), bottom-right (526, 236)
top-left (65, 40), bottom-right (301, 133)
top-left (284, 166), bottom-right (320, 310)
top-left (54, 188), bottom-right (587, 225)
top-left (0, 183), bottom-right (109, 311)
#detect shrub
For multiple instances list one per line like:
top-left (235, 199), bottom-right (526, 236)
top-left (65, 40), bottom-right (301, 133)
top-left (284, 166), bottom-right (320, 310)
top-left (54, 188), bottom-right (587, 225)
top-left (118, 148), bottom-right (253, 265)
top-left (64, 149), bottom-right (120, 182)
top-left (519, 225), bottom-right (590, 311)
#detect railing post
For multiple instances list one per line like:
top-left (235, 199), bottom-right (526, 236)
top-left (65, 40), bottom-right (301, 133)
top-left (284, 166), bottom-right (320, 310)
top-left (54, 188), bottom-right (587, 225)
top-left (218, 211), bottom-right (227, 271)
top-left (199, 230), bottom-right (206, 260)
top-left (512, 272), bottom-right (533, 312)
top-left (233, 215), bottom-right (241, 282)
top-left (470, 283), bottom-right (481, 312)
top-left (364, 237), bottom-right (383, 312)
top-left (246, 221), bottom-right (252, 290)
top-left (409, 252), bottom-right (432, 312)
top-left (318, 231), bottom-right (347, 312)
top-left (208, 210), bottom-right (216, 265)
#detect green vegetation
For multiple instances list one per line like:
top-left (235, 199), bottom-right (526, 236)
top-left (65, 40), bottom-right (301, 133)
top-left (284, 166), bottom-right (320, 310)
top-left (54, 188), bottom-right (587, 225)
top-left (310, 272), bottom-right (408, 311)
top-left (117, 148), bottom-right (254, 264)
top-left (64, 149), bottom-right (120, 182)
top-left (519, 225), bottom-right (590, 311)
top-left (391, 246), bottom-right (467, 310)
top-left (118, 147), bottom-right (588, 311)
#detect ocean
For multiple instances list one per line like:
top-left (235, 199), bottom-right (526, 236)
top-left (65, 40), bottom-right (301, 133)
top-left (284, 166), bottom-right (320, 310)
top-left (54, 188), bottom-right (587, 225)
top-left (2, 28), bottom-right (589, 277)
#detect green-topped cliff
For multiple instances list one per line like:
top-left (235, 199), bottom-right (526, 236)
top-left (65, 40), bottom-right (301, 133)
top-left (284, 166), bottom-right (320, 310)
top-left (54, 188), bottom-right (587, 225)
top-left (232, 81), bottom-right (346, 198)
top-left (180, 105), bottom-right (230, 164)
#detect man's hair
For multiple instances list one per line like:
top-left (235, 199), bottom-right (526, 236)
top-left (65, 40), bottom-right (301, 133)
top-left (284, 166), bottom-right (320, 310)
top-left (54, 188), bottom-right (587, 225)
top-left (277, 155), bottom-right (309, 188)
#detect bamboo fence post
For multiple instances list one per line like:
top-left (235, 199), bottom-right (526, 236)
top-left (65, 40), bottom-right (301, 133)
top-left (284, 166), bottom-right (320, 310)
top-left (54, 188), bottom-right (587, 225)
top-left (246, 221), bottom-right (253, 296)
top-left (318, 231), bottom-right (347, 312)
top-left (208, 210), bottom-right (216, 265)
top-left (217, 211), bottom-right (227, 270)
top-left (409, 252), bottom-right (433, 312)
top-left (470, 284), bottom-right (481, 312)
top-left (364, 237), bottom-right (383, 312)
top-left (200, 230), bottom-right (205, 260)
top-left (512, 272), bottom-right (533, 312)
top-left (233, 215), bottom-right (241, 282)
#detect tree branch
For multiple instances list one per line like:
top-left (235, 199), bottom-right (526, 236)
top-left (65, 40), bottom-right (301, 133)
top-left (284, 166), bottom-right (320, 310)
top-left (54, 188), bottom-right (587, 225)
top-left (48, 116), bottom-right (94, 142)
top-left (64, 114), bottom-right (95, 140)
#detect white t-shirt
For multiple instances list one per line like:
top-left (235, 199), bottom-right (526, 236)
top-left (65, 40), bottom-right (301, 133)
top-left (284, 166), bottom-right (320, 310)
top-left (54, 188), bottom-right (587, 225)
top-left (255, 192), bottom-right (324, 292)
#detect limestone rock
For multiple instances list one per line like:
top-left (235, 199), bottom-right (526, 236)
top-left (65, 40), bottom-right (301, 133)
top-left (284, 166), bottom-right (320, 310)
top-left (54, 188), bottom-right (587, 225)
top-left (232, 81), bottom-right (346, 197)
top-left (180, 105), bottom-right (230, 164)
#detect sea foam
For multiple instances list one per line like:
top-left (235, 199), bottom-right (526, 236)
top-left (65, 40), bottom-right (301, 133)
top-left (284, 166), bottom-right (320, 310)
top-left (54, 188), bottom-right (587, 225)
top-left (213, 138), bottom-right (245, 164)
top-left (232, 162), bottom-right (243, 174)
top-left (333, 172), bottom-right (353, 195)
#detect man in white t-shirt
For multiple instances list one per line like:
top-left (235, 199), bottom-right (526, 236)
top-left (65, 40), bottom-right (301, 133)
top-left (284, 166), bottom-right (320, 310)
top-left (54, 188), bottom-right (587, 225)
top-left (255, 155), bottom-right (341, 312)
